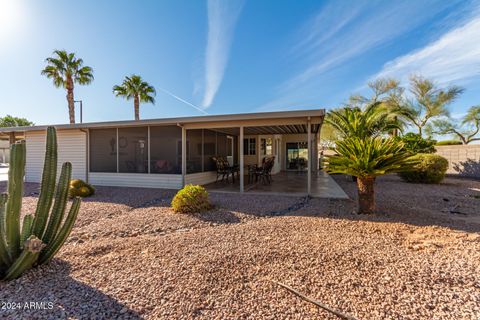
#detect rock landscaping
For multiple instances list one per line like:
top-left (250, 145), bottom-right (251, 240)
top-left (0, 174), bottom-right (479, 319)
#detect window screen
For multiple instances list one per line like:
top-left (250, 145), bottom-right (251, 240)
top-left (150, 126), bottom-right (182, 174)
top-left (118, 127), bottom-right (148, 173)
top-left (187, 129), bottom-right (202, 173)
top-left (89, 128), bottom-right (117, 172)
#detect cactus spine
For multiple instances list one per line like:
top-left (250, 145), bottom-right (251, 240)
top-left (0, 127), bottom-right (81, 281)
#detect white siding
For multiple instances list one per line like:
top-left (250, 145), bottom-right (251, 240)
top-left (185, 171), bottom-right (217, 185)
top-left (89, 172), bottom-right (182, 189)
top-left (25, 129), bottom-right (87, 183)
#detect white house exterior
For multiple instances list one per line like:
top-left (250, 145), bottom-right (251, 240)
top-left (0, 109), bottom-right (324, 194)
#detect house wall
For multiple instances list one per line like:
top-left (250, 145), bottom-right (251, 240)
top-left (436, 145), bottom-right (480, 179)
top-left (25, 129), bottom-right (87, 182)
top-left (185, 171), bottom-right (217, 185)
top-left (0, 140), bottom-right (9, 163)
top-left (88, 172), bottom-right (183, 188)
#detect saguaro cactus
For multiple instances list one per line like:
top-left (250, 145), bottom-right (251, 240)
top-left (0, 127), bottom-right (81, 280)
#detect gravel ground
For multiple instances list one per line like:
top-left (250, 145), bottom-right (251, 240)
top-left (0, 175), bottom-right (479, 319)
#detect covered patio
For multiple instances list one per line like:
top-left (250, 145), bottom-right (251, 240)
top-left (205, 171), bottom-right (348, 198)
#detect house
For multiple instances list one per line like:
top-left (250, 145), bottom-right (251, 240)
top-left (0, 109), bottom-right (347, 197)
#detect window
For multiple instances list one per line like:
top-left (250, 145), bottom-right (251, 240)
top-left (261, 138), bottom-right (273, 156)
top-left (89, 129), bottom-right (117, 172)
top-left (243, 138), bottom-right (256, 155)
top-left (150, 126), bottom-right (182, 174)
top-left (118, 127), bottom-right (148, 173)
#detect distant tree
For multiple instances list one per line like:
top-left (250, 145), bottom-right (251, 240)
top-left (348, 78), bottom-right (407, 136)
top-left (112, 75), bottom-right (156, 120)
top-left (41, 50), bottom-right (94, 124)
top-left (0, 115), bottom-right (34, 127)
top-left (399, 76), bottom-right (463, 137)
top-left (429, 105), bottom-right (480, 144)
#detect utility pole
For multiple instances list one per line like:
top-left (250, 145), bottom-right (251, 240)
top-left (74, 100), bottom-right (83, 123)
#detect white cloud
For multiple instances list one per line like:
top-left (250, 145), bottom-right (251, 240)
top-left (201, 0), bottom-right (244, 108)
top-left (259, 0), bottom-right (467, 111)
top-left (372, 15), bottom-right (480, 86)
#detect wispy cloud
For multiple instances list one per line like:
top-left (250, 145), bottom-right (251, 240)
top-left (201, 0), bottom-right (244, 108)
top-left (371, 13), bottom-right (480, 86)
top-left (259, 0), bottom-right (466, 111)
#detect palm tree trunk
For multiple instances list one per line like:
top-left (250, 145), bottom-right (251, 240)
top-left (357, 176), bottom-right (375, 214)
top-left (134, 96), bottom-right (140, 120)
top-left (66, 78), bottom-right (75, 124)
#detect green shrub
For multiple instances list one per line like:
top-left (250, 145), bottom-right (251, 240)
top-left (398, 153), bottom-right (448, 184)
top-left (69, 179), bottom-right (95, 198)
top-left (396, 132), bottom-right (436, 154)
top-left (171, 185), bottom-right (212, 214)
top-left (436, 140), bottom-right (462, 146)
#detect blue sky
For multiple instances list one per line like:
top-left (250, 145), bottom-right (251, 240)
top-left (1, 0), bottom-right (479, 125)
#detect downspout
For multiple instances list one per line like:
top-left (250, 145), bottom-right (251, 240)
top-left (177, 123), bottom-right (186, 188)
top-left (80, 129), bottom-right (89, 183)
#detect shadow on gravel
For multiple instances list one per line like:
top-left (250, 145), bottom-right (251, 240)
top-left (0, 260), bottom-right (141, 319)
top-left (329, 174), bottom-right (480, 234)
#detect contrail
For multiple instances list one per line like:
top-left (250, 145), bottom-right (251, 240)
top-left (157, 87), bottom-right (209, 115)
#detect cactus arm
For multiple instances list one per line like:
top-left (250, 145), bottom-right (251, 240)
top-left (38, 197), bottom-right (81, 265)
top-left (20, 215), bottom-right (34, 249)
top-left (42, 162), bottom-right (71, 245)
top-left (2, 236), bottom-right (45, 281)
top-left (32, 127), bottom-right (57, 238)
top-left (0, 193), bottom-right (11, 266)
top-left (5, 142), bottom-right (26, 259)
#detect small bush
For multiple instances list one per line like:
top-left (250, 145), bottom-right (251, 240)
top-left (171, 185), bottom-right (212, 214)
top-left (69, 179), bottom-right (95, 198)
top-left (396, 132), bottom-right (436, 154)
top-left (398, 153), bottom-right (448, 184)
top-left (436, 140), bottom-right (462, 146)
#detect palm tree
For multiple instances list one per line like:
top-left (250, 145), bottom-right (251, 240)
top-left (41, 50), bottom-right (94, 124)
top-left (112, 75), bottom-right (156, 120)
top-left (326, 137), bottom-right (414, 214)
top-left (400, 76), bottom-right (463, 137)
top-left (325, 102), bottom-right (403, 140)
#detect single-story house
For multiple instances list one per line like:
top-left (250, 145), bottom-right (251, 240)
top-left (0, 109), bottom-right (347, 197)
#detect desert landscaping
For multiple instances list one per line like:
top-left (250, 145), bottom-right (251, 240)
top-left (1, 174), bottom-right (479, 319)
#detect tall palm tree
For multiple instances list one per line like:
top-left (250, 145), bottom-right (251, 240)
top-left (112, 75), bottom-right (156, 120)
top-left (41, 50), bottom-right (94, 124)
top-left (326, 137), bottom-right (414, 214)
top-left (400, 76), bottom-right (463, 137)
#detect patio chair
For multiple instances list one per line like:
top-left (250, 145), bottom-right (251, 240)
top-left (254, 156), bottom-right (275, 184)
top-left (212, 156), bottom-right (234, 182)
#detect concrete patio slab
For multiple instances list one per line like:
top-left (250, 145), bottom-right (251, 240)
top-left (205, 171), bottom-right (349, 199)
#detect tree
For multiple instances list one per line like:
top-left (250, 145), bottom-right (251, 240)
top-left (400, 76), bottom-right (463, 137)
top-left (41, 50), bottom-right (94, 124)
top-left (326, 137), bottom-right (414, 214)
top-left (325, 102), bottom-right (403, 140)
top-left (429, 105), bottom-right (480, 144)
top-left (0, 115), bottom-right (34, 127)
top-left (112, 75), bottom-right (156, 120)
top-left (346, 78), bottom-right (407, 136)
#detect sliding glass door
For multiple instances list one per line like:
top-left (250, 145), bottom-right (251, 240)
top-left (286, 142), bottom-right (308, 171)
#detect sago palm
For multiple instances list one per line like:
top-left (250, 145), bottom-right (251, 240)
top-left (41, 50), bottom-right (94, 124)
top-left (113, 75), bottom-right (156, 120)
top-left (325, 102), bottom-right (403, 140)
top-left (326, 137), bottom-right (415, 214)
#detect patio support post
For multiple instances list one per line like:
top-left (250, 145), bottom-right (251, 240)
top-left (307, 118), bottom-right (312, 196)
top-left (9, 132), bottom-right (15, 145)
top-left (181, 125), bottom-right (186, 187)
top-left (240, 125), bottom-right (244, 192)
